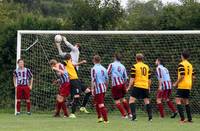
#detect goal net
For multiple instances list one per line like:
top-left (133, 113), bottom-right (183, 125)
top-left (16, 30), bottom-right (200, 115)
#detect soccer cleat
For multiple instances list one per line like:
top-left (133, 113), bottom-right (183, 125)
top-left (16, 112), bottom-right (21, 116)
top-left (148, 118), bottom-right (153, 122)
top-left (187, 119), bottom-right (193, 123)
top-left (121, 115), bottom-right (128, 119)
top-left (63, 115), bottom-right (68, 118)
top-left (104, 121), bottom-right (110, 124)
top-left (170, 112), bottom-right (178, 118)
top-left (179, 119), bottom-right (187, 124)
top-left (69, 114), bottom-right (76, 118)
top-left (131, 116), bottom-right (137, 122)
top-left (97, 118), bottom-right (103, 123)
top-left (128, 114), bottom-right (133, 118)
top-left (80, 107), bottom-right (90, 114)
top-left (27, 112), bottom-right (31, 115)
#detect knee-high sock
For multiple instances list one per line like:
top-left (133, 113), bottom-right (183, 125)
top-left (116, 103), bottom-right (126, 116)
top-left (146, 104), bottom-right (152, 119)
top-left (71, 98), bottom-right (79, 114)
top-left (177, 104), bottom-right (185, 121)
top-left (17, 101), bottom-right (21, 112)
top-left (157, 103), bottom-right (164, 118)
top-left (167, 101), bottom-right (176, 113)
top-left (95, 104), bottom-right (101, 118)
top-left (62, 102), bottom-right (69, 116)
top-left (26, 101), bottom-right (31, 112)
top-left (129, 103), bottom-right (136, 118)
top-left (81, 92), bottom-right (91, 107)
top-left (100, 106), bottom-right (108, 122)
top-left (56, 101), bottom-right (62, 115)
top-left (122, 101), bottom-right (131, 114)
top-left (185, 104), bottom-right (192, 121)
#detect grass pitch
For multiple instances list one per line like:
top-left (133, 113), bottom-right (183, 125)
top-left (0, 113), bottom-right (199, 131)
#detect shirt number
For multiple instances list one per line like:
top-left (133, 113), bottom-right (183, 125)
top-left (140, 67), bottom-right (147, 76)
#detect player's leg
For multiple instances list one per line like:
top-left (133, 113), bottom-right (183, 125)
top-left (80, 81), bottom-right (91, 114)
top-left (176, 89), bottom-right (185, 122)
top-left (60, 82), bottom-right (70, 117)
top-left (70, 94), bottom-right (80, 118)
top-left (24, 86), bottom-right (31, 115)
top-left (156, 90), bottom-right (165, 118)
top-left (16, 86), bottom-right (22, 115)
top-left (182, 90), bottom-right (192, 122)
top-left (94, 95), bottom-right (103, 123)
top-left (54, 94), bottom-right (64, 117)
top-left (122, 98), bottom-right (131, 117)
top-left (129, 87), bottom-right (138, 121)
top-left (165, 90), bottom-right (177, 118)
top-left (97, 93), bottom-right (108, 123)
top-left (143, 89), bottom-right (152, 121)
top-left (112, 86), bottom-right (126, 118)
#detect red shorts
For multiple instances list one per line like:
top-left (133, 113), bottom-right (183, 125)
top-left (94, 93), bottom-right (105, 105)
top-left (59, 82), bottom-right (70, 97)
top-left (112, 84), bottom-right (126, 100)
top-left (157, 89), bottom-right (172, 100)
top-left (16, 85), bottom-right (30, 99)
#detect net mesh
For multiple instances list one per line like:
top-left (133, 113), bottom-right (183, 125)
top-left (19, 32), bottom-right (200, 114)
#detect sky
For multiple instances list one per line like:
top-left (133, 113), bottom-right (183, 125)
top-left (120, 0), bottom-right (181, 8)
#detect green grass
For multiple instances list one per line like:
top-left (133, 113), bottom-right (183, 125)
top-left (0, 113), bottom-right (199, 131)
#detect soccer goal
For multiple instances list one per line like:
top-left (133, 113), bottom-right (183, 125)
top-left (16, 30), bottom-right (200, 115)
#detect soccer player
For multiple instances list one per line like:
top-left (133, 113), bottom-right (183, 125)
top-left (55, 36), bottom-right (91, 113)
top-left (63, 54), bottom-right (91, 118)
top-left (91, 55), bottom-right (109, 123)
top-left (173, 50), bottom-right (195, 123)
top-left (127, 53), bottom-right (152, 122)
top-left (13, 59), bottom-right (33, 115)
top-left (107, 53), bottom-right (131, 118)
top-left (50, 59), bottom-right (70, 117)
top-left (155, 58), bottom-right (177, 118)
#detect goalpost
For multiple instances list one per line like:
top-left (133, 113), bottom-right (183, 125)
top-left (16, 30), bottom-right (200, 115)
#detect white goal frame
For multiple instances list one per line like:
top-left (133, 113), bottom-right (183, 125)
top-left (16, 30), bottom-right (200, 115)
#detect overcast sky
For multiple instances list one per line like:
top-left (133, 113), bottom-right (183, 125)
top-left (120, 0), bottom-right (181, 8)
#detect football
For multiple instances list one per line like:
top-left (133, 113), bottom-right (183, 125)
top-left (54, 35), bottom-right (62, 43)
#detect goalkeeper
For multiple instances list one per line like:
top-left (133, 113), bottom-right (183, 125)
top-left (55, 37), bottom-right (91, 115)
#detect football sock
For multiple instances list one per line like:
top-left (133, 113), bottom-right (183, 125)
top-left (96, 104), bottom-right (101, 118)
top-left (17, 101), bottom-right (21, 112)
top-left (185, 104), bottom-right (192, 121)
top-left (81, 92), bottom-right (91, 107)
top-left (26, 101), bottom-right (31, 112)
top-left (100, 107), bottom-right (108, 121)
top-left (146, 104), bottom-right (153, 119)
top-left (122, 101), bottom-right (131, 114)
top-left (129, 103), bottom-right (136, 118)
top-left (157, 103), bottom-right (164, 118)
top-left (177, 104), bottom-right (185, 121)
top-left (116, 103), bottom-right (126, 116)
top-left (72, 98), bottom-right (79, 114)
top-left (56, 101), bottom-right (62, 115)
top-left (167, 101), bottom-right (177, 113)
top-left (62, 102), bottom-right (68, 116)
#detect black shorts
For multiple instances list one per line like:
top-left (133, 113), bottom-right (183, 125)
top-left (176, 89), bottom-right (190, 99)
top-left (131, 87), bottom-right (149, 99)
top-left (70, 79), bottom-right (87, 98)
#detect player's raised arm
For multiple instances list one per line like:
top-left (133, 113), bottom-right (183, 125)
top-left (73, 60), bottom-right (87, 67)
top-left (55, 35), bottom-right (67, 58)
top-left (62, 36), bottom-right (77, 51)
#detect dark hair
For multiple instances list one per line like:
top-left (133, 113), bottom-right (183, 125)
top-left (64, 53), bottom-right (71, 60)
top-left (93, 55), bottom-right (101, 63)
top-left (182, 50), bottom-right (190, 59)
top-left (136, 53), bottom-right (144, 61)
top-left (17, 58), bottom-right (24, 63)
top-left (157, 58), bottom-right (163, 64)
top-left (114, 53), bottom-right (122, 61)
top-left (76, 43), bottom-right (81, 52)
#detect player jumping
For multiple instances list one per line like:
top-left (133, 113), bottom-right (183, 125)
top-left (91, 55), bottom-right (109, 123)
top-left (155, 58), bottom-right (177, 118)
top-left (173, 50), bottom-right (195, 123)
top-left (13, 59), bottom-right (33, 115)
top-left (50, 59), bottom-right (71, 117)
top-left (127, 53), bottom-right (153, 122)
top-left (55, 36), bottom-right (91, 114)
top-left (107, 53), bottom-right (131, 118)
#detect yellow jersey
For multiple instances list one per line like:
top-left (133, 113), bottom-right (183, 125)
top-left (63, 60), bottom-right (78, 80)
top-left (177, 60), bottom-right (194, 90)
top-left (130, 62), bottom-right (151, 89)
